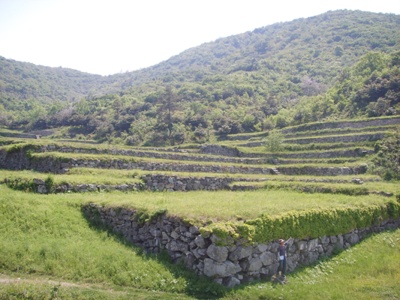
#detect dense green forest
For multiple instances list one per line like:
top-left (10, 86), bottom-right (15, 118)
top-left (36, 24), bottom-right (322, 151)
top-left (0, 10), bottom-right (399, 145)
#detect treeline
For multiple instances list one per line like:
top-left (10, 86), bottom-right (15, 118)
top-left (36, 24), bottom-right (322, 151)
top-left (0, 10), bottom-right (399, 146)
top-left (1, 51), bottom-right (396, 147)
top-left (271, 51), bottom-right (400, 127)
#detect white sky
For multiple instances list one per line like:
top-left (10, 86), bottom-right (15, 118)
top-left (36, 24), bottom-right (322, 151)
top-left (0, 0), bottom-right (399, 76)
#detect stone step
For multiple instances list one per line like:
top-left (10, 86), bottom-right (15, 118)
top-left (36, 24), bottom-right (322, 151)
top-left (270, 168), bottom-right (281, 175)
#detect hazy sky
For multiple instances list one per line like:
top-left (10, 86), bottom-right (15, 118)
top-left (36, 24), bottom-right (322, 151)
top-left (0, 0), bottom-right (399, 76)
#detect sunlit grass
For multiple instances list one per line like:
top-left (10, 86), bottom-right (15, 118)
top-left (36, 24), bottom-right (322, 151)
top-left (0, 169), bottom-right (142, 185)
top-left (32, 151), bottom-right (371, 169)
top-left (0, 169), bottom-right (384, 184)
top-left (86, 189), bottom-right (392, 224)
top-left (0, 186), bottom-right (224, 298)
top-left (0, 185), bottom-right (399, 299)
top-left (223, 229), bottom-right (400, 300)
top-left (259, 179), bottom-right (400, 195)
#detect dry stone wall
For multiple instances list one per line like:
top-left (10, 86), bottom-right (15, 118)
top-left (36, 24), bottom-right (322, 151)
top-left (141, 174), bottom-right (233, 191)
top-left (0, 148), bottom-right (368, 177)
top-left (285, 133), bottom-right (385, 145)
top-left (4, 174), bottom-right (234, 194)
top-left (281, 117), bottom-right (400, 134)
top-left (240, 133), bottom-right (385, 147)
top-left (82, 204), bottom-right (400, 287)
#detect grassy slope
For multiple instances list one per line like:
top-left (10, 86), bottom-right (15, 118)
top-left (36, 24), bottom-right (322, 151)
top-left (0, 186), bottom-right (224, 299)
top-left (0, 184), bottom-right (398, 299)
top-left (224, 229), bottom-right (400, 300)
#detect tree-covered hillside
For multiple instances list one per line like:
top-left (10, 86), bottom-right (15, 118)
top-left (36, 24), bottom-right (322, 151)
top-left (0, 10), bottom-right (399, 145)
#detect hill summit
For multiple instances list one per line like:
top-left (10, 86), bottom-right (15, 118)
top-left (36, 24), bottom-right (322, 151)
top-left (0, 10), bottom-right (399, 146)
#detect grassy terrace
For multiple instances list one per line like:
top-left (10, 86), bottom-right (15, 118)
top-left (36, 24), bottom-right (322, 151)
top-left (283, 131), bottom-right (387, 143)
top-left (88, 190), bottom-right (393, 225)
top-left (1, 185), bottom-right (398, 299)
top-left (230, 179), bottom-right (400, 196)
top-left (31, 151), bottom-right (369, 169)
top-left (3, 168), bottom-right (397, 199)
top-left (0, 120), bottom-right (399, 299)
top-left (0, 137), bottom-right (377, 158)
top-left (0, 169), bottom-right (143, 186)
top-left (245, 143), bottom-right (375, 153)
top-left (282, 125), bottom-right (399, 138)
top-left (0, 169), bottom-right (385, 187)
top-left (222, 125), bottom-right (397, 141)
top-left (280, 116), bottom-right (400, 132)
top-left (1, 139), bottom-right (377, 164)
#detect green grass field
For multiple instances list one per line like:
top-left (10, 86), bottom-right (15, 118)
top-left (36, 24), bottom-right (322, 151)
top-left (1, 119), bottom-right (399, 299)
top-left (0, 185), bottom-right (399, 299)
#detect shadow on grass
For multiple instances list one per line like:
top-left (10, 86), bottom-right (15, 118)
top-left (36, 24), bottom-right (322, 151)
top-left (80, 207), bottom-right (228, 299)
top-left (225, 229), bottom-right (400, 300)
top-left (81, 203), bottom-right (399, 300)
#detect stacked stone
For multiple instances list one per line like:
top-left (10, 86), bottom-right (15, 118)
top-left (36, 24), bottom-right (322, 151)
top-left (82, 204), bottom-right (400, 287)
top-left (0, 147), bottom-right (370, 176)
top-left (141, 174), bottom-right (233, 191)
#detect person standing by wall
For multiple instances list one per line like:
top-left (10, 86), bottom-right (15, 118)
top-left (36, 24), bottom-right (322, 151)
top-left (276, 239), bottom-right (287, 279)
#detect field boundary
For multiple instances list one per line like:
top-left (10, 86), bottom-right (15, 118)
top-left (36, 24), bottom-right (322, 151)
top-left (82, 203), bottom-right (400, 287)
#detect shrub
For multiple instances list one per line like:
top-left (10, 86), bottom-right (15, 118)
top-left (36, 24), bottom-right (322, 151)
top-left (45, 175), bottom-right (55, 194)
top-left (4, 177), bottom-right (35, 192)
top-left (133, 208), bottom-right (168, 224)
top-left (263, 130), bottom-right (284, 153)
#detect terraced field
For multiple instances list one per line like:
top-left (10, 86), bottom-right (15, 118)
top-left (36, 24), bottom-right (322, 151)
top-left (1, 116), bottom-right (399, 194)
top-left (0, 116), bottom-right (399, 295)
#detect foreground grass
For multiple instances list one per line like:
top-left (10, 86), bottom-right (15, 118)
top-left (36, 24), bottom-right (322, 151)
top-left (0, 186), bottom-right (224, 299)
top-left (0, 274), bottom-right (194, 300)
top-left (4, 229), bottom-right (398, 300)
top-left (223, 229), bottom-right (400, 300)
top-left (0, 185), bottom-right (399, 299)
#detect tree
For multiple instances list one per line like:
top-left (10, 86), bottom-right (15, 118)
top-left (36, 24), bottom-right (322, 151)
top-left (263, 130), bottom-right (284, 153)
top-left (373, 127), bottom-right (400, 180)
top-left (156, 86), bottom-right (179, 143)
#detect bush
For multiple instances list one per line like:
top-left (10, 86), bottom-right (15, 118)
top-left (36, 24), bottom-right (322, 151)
top-left (4, 177), bottom-right (35, 192)
top-left (45, 175), bottom-right (55, 194)
top-left (263, 130), bottom-right (284, 153)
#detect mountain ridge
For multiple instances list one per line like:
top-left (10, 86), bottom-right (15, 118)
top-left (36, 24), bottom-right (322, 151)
top-left (0, 9), bottom-right (399, 146)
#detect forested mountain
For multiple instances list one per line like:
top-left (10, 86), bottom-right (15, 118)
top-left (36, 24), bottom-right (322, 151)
top-left (0, 10), bottom-right (399, 145)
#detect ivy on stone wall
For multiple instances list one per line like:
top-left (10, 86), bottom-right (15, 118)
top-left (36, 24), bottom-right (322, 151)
top-left (204, 201), bottom-right (400, 244)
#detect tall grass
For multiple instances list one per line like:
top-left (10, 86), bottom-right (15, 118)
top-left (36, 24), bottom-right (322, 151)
top-left (84, 189), bottom-right (392, 224)
top-left (223, 229), bottom-right (400, 300)
top-left (0, 186), bottom-right (224, 299)
top-left (0, 186), bottom-right (399, 299)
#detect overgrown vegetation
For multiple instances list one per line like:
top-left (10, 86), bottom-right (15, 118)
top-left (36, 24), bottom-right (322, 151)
top-left (0, 187), bottom-right (225, 299)
top-left (372, 127), bottom-right (400, 180)
top-left (1, 11), bottom-right (399, 146)
top-left (0, 186), bottom-right (399, 299)
top-left (0, 8), bottom-right (400, 299)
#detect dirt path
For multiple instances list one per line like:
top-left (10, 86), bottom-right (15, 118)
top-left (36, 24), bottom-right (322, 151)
top-left (0, 277), bottom-right (81, 287)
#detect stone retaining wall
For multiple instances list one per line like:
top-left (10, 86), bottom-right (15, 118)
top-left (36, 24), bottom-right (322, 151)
top-left (281, 117), bottom-right (400, 134)
top-left (0, 148), bottom-right (368, 177)
top-left (0, 143), bottom-right (374, 171)
top-left (240, 133), bottom-right (385, 147)
top-left (285, 133), bottom-right (385, 145)
top-left (141, 174), bottom-right (233, 191)
top-left (82, 204), bottom-right (400, 287)
top-left (4, 174), bottom-right (234, 194)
